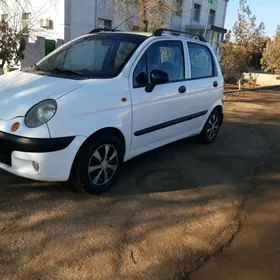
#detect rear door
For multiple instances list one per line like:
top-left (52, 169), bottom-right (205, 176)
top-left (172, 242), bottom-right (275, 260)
top-left (129, 39), bottom-right (190, 151)
top-left (185, 42), bottom-right (222, 133)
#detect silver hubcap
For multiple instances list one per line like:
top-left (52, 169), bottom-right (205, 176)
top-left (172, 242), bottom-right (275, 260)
top-left (207, 114), bottom-right (219, 140)
top-left (88, 144), bottom-right (118, 185)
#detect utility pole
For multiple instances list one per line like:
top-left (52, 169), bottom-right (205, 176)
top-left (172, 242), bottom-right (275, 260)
top-left (95, 0), bottom-right (98, 28)
top-left (204, 0), bottom-right (212, 38)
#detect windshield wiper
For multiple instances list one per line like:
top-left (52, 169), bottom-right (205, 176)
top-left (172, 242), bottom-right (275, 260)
top-left (53, 67), bottom-right (88, 78)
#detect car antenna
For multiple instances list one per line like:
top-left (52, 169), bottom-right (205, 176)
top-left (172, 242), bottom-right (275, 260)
top-left (112, 7), bottom-right (146, 31)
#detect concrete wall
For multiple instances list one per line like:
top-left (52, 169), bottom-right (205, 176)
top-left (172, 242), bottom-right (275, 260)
top-left (21, 36), bottom-right (64, 68)
top-left (244, 72), bottom-right (280, 87)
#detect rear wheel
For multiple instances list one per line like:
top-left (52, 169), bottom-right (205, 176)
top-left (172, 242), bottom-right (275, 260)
top-left (199, 109), bottom-right (222, 144)
top-left (69, 134), bottom-right (124, 195)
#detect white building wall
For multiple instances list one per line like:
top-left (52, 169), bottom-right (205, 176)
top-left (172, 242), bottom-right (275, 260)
top-left (69, 0), bottom-right (96, 39)
top-left (30, 0), bottom-right (65, 40)
top-left (67, 0), bottom-right (139, 41)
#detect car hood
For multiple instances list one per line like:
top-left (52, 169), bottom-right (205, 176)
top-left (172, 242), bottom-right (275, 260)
top-left (0, 70), bottom-right (83, 120)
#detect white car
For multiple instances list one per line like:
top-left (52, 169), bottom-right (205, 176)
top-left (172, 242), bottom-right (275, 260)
top-left (0, 29), bottom-right (224, 194)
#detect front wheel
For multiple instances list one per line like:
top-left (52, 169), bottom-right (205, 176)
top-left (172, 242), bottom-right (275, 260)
top-left (69, 134), bottom-right (124, 195)
top-left (198, 109), bottom-right (222, 144)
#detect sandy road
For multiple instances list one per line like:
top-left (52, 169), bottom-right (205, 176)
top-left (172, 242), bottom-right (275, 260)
top-left (1, 89), bottom-right (280, 280)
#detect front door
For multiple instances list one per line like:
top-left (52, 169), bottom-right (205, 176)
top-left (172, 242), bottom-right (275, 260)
top-left (129, 40), bottom-right (189, 151)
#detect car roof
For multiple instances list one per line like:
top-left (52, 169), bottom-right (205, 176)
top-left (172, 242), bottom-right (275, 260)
top-left (87, 29), bottom-right (208, 45)
top-left (93, 31), bottom-right (207, 44)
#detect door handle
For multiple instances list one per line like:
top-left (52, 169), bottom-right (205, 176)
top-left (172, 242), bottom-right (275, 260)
top-left (213, 81), bottom-right (218, 88)
top-left (178, 86), bottom-right (186, 93)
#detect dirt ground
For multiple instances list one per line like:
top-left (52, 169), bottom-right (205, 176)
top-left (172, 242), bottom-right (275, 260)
top-left (1, 89), bottom-right (280, 280)
top-left (189, 90), bottom-right (280, 280)
top-left (189, 164), bottom-right (280, 280)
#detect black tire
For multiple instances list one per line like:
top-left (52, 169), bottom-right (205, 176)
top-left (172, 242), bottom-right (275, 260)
top-left (69, 134), bottom-right (124, 195)
top-left (198, 109), bottom-right (222, 144)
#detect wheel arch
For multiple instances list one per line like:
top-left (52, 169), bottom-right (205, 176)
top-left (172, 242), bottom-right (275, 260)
top-left (199, 101), bottom-right (224, 133)
top-left (69, 127), bottom-right (126, 176)
top-left (214, 105), bottom-right (223, 126)
top-left (80, 127), bottom-right (126, 154)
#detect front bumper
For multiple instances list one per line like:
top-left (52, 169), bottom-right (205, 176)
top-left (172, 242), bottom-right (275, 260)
top-left (0, 132), bottom-right (86, 181)
top-left (0, 132), bottom-right (75, 166)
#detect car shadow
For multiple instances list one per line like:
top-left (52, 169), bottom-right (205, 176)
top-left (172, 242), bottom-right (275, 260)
top-left (1, 118), bottom-right (279, 199)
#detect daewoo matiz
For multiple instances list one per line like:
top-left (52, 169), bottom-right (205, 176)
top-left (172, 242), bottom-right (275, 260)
top-left (0, 28), bottom-right (224, 194)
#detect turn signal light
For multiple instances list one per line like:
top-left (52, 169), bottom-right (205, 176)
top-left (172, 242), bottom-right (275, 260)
top-left (11, 122), bottom-right (20, 132)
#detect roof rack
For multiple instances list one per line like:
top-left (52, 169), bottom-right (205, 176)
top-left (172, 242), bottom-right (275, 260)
top-left (89, 28), bottom-right (121, 34)
top-left (153, 28), bottom-right (207, 42)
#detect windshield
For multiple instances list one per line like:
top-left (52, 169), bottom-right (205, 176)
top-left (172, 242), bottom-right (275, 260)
top-left (34, 33), bottom-right (146, 79)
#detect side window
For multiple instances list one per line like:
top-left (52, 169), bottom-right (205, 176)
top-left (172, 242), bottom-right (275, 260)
top-left (133, 53), bottom-right (148, 87)
top-left (188, 42), bottom-right (216, 79)
top-left (147, 41), bottom-right (185, 82)
top-left (133, 41), bottom-right (185, 87)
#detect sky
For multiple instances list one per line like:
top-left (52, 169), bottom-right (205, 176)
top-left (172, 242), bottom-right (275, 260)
top-left (225, 0), bottom-right (280, 37)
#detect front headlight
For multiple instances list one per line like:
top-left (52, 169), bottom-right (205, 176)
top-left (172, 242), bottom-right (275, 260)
top-left (25, 99), bottom-right (57, 128)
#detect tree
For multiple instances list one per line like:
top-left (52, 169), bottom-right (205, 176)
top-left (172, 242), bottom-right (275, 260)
top-left (220, 31), bottom-right (250, 83)
top-left (220, 0), bottom-right (265, 87)
top-left (0, 23), bottom-right (26, 68)
top-left (0, 0), bottom-right (57, 69)
top-left (106, 0), bottom-right (175, 32)
top-left (261, 26), bottom-right (280, 75)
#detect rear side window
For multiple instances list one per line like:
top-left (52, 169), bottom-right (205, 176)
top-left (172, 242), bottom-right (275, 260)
top-left (188, 42), bottom-right (216, 79)
top-left (133, 40), bottom-right (185, 87)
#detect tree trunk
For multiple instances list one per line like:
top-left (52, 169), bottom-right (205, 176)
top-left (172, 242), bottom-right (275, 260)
top-left (138, 0), bottom-right (148, 32)
top-left (0, 59), bottom-right (5, 69)
top-left (0, 59), bottom-right (5, 75)
top-left (238, 79), bottom-right (242, 90)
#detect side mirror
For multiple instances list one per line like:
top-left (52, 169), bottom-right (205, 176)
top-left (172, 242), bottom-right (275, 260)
top-left (150, 70), bottom-right (169, 85)
top-left (146, 70), bottom-right (169, 92)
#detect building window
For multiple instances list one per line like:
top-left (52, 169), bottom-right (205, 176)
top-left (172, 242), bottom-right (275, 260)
top-left (175, 0), bottom-right (183, 17)
top-left (22, 12), bottom-right (31, 32)
top-left (193, 4), bottom-right (201, 22)
top-left (1, 14), bottom-right (8, 22)
top-left (98, 18), bottom-right (112, 29)
top-left (209, 9), bottom-right (215, 25)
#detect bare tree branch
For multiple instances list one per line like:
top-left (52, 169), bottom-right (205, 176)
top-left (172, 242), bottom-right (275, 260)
top-left (0, 0), bottom-right (58, 68)
top-left (106, 0), bottom-right (175, 32)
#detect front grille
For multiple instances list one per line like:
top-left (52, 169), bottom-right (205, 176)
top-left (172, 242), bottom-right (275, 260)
top-left (0, 139), bottom-right (12, 166)
top-left (0, 153), bottom-right (11, 166)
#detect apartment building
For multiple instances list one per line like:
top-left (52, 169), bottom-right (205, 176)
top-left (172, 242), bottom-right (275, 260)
top-left (0, 0), bottom-right (229, 66)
